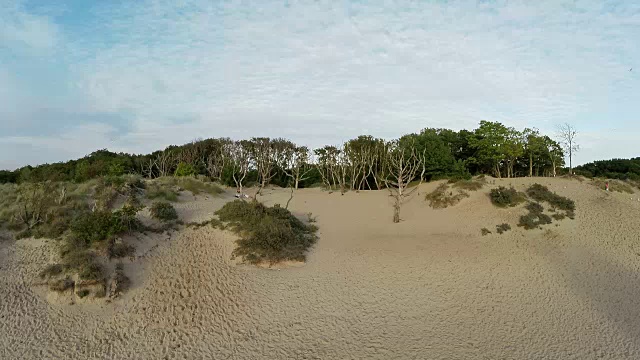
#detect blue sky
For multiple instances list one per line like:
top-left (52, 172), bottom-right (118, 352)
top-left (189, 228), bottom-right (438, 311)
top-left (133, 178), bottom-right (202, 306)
top-left (1, 0), bottom-right (639, 170)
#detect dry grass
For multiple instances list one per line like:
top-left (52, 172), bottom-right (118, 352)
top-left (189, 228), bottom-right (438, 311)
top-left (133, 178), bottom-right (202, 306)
top-left (592, 179), bottom-right (635, 194)
top-left (425, 184), bottom-right (470, 209)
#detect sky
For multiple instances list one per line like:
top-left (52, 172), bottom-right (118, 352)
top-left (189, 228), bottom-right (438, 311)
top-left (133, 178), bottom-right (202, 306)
top-left (1, 0), bottom-right (639, 170)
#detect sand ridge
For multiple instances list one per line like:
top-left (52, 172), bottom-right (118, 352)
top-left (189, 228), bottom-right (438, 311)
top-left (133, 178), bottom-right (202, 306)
top-left (2, 178), bottom-right (640, 359)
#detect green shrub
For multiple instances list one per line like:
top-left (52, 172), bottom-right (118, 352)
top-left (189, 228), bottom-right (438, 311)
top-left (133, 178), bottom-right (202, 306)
top-left (216, 200), bottom-right (318, 265)
top-left (77, 289), bottom-right (91, 298)
top-left (525, 202), bottom-right (544, 214)
top-left (145, 181), bottom-right (179, 202)
top-left (178, 177), bottom-right (224, 196)
top-left (496, 223), bottom-right (511, 234)
top-left (174, 162), bottom-right (197, 177)
top-left (79, 262), bottom-right (104, 281)
top-left (425, 184), bottom-right (470, 209)
top-left (518, 213), bottom-right (552, 230)
top-left (552, 213), bottom-right (566, 221)
top-left (39, 264), bottom-right (64, 279)
top-left (490, 186), bottom-right (526, 207)
top-left (526, 184), bottom-right (575, 211)
top-left (150, 201), bottom-right (178, 222)
top-left (481, 227), bottom-right (492, 236)
top-left (70, 211), bottom-right (128, 244)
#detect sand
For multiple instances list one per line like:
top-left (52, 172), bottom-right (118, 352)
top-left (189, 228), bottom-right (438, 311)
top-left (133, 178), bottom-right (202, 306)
top-left (2, 177), bottom-right (640, 359)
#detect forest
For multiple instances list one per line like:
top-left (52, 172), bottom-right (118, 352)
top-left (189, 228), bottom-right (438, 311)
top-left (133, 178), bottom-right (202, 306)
top-left (0, 121), bottom-right (567, 190)
top-left (574, 158), bottom-right (640, 180)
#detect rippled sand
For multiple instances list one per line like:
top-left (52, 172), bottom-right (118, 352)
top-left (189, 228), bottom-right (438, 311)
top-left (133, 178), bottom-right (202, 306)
top-left (2, 178), bottom-right (640, 359)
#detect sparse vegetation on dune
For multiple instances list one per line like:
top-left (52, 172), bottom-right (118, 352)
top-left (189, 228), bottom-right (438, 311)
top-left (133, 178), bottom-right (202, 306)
top-left (450, 178), bottom-right (485, 191)
top-left (216, 200), bottom-right (318, 265)
top-left (425, 183), bottom-right (470, 209)
top-left (591, 178), bottom-right (635, 194)
top-left (150, 201), bottom-right (179, 222)
top-left (489, 186), bottom-right (526, 208)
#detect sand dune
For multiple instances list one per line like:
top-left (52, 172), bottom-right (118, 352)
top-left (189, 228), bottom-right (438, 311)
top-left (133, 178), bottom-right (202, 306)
top-left (2, 177), bottom-right (640, 359)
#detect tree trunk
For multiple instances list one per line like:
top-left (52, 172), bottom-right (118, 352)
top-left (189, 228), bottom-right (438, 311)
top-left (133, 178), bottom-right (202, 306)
top-left (529, 153), bottom-right (533, 177)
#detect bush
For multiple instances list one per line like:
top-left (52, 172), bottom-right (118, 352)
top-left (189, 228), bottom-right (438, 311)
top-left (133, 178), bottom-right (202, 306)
top-left (77, 289), bottom-right (91, 298)
top-left (49, 277), bottom-right (74, 292)
top-left (178, 177), bottom-right (223, 196)
top-left (39, 264), bottom-right (63, 279)
top-left (481, 228), bottom-right (492, 236)
top-left (174, 162), bottom-right (197, 177)
top-left (112, 263), bottom-right (131, 294)
top-left (70, 211), bottom-right (128, 245)
top-left (490, 186), bottom-right (525, 207)
top-left (79, 262), bottom-right (104, 281)
top-left (150, 201), bottom-right (178, 222)
top-left (216, 200), bottom-right (318, 265)
top-left (525, 202), bottom-right (544, 214)
top-left (425, 184), bottom-right (470, 209)
top-left (518, 213), bottom-right (552, 230)
top-left (146, 185), bottom-right (179, 202)
top-left (526, 184), bottom-right (575, 211)
top-left (452, 179), bottom-right (484, 191)
top-left (496, 223), bottom-right (511, 234)
top-left (109, 242), bottom-right (136, 259)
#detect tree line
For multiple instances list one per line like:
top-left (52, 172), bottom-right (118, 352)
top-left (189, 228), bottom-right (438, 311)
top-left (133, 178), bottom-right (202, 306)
top-left (575, 158), bottom-right (640, 180)
top-left (0, 121), bottom-right (568, 189)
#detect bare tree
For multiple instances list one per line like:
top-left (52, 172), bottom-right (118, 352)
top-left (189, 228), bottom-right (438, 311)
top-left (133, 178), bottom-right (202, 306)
top-left (227, 140), bottom-right (252, 196)
top-left (248, 137), bottom-right (284, 196)
top-left (155, 150), bottom-right (176, 177)
top-left (557, 123), bottom-right (579, 175)
top-left (283, 146), bottom-right (314, 190)
top-left (383, 141), bottom-right (426, 223)
top-left (141, 158), bottom-right (156, 179)
top-left (205, 138), bottom-right (231, 181)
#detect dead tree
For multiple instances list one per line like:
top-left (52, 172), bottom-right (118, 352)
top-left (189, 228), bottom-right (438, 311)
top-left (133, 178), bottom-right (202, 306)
top-left (227, 140), bottom-right (251, 196)
top-left (384, 141), bottom-right (426, 223)
top-left (557, 123), bottom-right (579, 175)
top-left (155, 150), bottom-right (176, 177)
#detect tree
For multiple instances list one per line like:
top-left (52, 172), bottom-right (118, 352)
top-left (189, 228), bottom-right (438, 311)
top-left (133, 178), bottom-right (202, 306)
top-left (282, 146), bottom-right (314, 190)
top-left (226, 140), bottom-right (252, 195)
top-left (384, 141), bottom-right (425, 223)
top-left (557, 123), bottom-right (579, 175)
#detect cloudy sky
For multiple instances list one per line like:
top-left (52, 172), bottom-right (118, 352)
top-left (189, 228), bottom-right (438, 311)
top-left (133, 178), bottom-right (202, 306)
top-left (1, 0), bottom-right (638, 170)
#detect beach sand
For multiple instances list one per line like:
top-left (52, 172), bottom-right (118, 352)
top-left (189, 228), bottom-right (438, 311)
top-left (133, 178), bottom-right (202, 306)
top-left (2, 177), bottom-right (640, 359)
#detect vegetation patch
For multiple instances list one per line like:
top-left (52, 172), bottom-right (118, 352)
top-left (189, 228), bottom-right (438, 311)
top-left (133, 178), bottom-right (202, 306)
top-left (591, 178), bottom-right (635, 194)
top-left (451, 179), bottom-right (485, 191)
top-left (526, 184), bottom-right (575, 211)
top-left (77, 289), bottom-right (91, 298)
top-left (496, 223), bottom-right (511, 234)
top-left (150, 201), bottom-right (179, 222)
top-left (481, 227), bottom-right (492, 236)
top-left (216, 200), bottom-right (318, 265)
top-left (49, 277), bottom-right (74, 292)
top-left (425, 184), bottom-right (470, 209)
top-left (490, 186), bottom-right (526, 208)
top-left (108, 241), bottom-right (136, 259)
top-left (39, 264), bottom-right (64, 280)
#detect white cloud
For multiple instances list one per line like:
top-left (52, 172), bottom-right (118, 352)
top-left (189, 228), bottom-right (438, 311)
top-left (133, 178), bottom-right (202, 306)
top-left (2, 0), bottom-right (640, 168)
top-left (0, 0), bottom-right (60, 51)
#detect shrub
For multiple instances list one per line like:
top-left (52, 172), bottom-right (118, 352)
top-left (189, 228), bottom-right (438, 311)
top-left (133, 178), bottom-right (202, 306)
top-left (552, 213), bottom-right (566, 221)
top-left (452, 179), bottom-right (484, 191)
top-left (174, 162), bottom-right (197, 177)
top-left (112, 263), bottom-right (131, 294)
top-left (216, 200), bottom-right (318, 265)
top-left (150, 201), bottom-right (178, 222)
top-left (109, 242), bottom-right (136, 259)
top-left (496, 223), bottom-right (511, 234)
top-left (481, 228), bottom-right (492, 236)
top-left (178, 178), bottom-right (224, 196)
top-left (526, 184), bottom-right (575, 211)
top-left (518, 213), bottom-right (552, 230)
top-left (79, 262), bottom-right (104, 281)
top-left (70, 211), bottom-right (128, 245)
top-left (490, 186), bottom-right (526, 207)
top-left (425, 184), bottom-right (470, 209)
top-left (525, 202), bottom-right (544, 214)
top-left (77, 289), bottom-right (91, 298)
top-left (50, 277), bottom-right (74, 292)
top-left (39, 264), bottom-right (64, 279)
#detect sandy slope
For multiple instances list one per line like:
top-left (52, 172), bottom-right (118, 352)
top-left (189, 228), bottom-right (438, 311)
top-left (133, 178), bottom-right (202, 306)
top-left (2, 178), bottom-right (640, 359)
